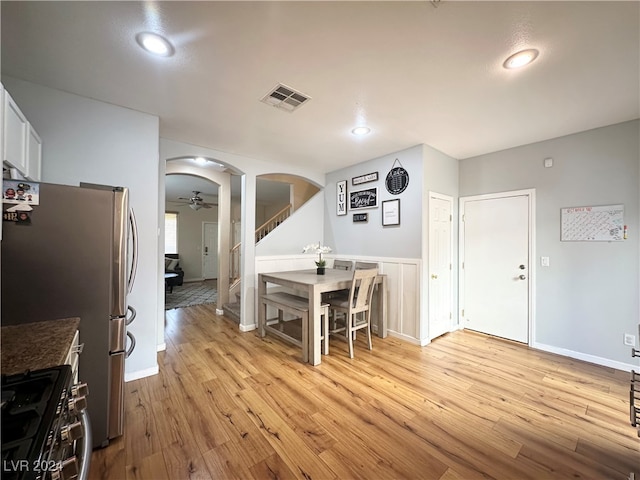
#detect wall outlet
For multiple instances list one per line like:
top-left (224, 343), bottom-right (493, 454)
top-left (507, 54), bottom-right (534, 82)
top-left (624, 333), bottom-right (636, 347)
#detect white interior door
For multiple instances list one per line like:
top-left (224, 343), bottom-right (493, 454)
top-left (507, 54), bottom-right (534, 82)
top-left (461, 192), bottom-right (531, 343)
top-left (428, 193), bottom-right (453, 340)
top-left (203, 222), bottom-right (218, 279)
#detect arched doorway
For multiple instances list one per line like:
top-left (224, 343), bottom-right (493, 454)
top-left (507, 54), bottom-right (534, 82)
top-left (164, 158), bottom-right (234, 311)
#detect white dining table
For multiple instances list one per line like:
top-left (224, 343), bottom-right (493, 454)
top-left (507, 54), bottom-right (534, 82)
top-left (258, 268), bottom-right (387, 365)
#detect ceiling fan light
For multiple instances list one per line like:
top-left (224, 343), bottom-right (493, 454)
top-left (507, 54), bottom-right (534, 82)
top-left (503, 48), bottom-right (539, 69)
top-left (189, 202), bottom-right (202, 211)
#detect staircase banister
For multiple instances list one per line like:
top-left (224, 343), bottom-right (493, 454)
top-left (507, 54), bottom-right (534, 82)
top-left (255, 203), bottom-right (292, 234)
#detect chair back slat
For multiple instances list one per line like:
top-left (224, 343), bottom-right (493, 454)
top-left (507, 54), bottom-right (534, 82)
top-left (354, 261), bottom-right (378, 270)
top-left (333, 259), bottom-right (353, 271)
top-left (349, 268), bottom-right (378, 311)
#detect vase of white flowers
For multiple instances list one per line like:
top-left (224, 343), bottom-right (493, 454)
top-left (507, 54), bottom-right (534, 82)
top-left (302, 241), bottom-right (332, 275)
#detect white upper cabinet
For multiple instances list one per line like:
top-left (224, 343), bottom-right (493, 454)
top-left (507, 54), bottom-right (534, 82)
top-left (3, 90), bottom-right (29, 174)
top-left (26, 123), bottom-right (42, 181)
top-left (2, 85), bottom-right (41, 180)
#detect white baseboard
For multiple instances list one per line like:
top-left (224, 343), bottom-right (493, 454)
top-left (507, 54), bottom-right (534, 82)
top-left (125, 365), bottom-right (159, 382)
top-left (533, 342), bottom-right (639, 372)
top-left (239, 323), bottom-right (256, 332)
top-left (157, 343), bottom-right (166, 352)
top-left (387, 330), bottom-right (422, 346)
top-left (216, 309), bottom-right (224, 315)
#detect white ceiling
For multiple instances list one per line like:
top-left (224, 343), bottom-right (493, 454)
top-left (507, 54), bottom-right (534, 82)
top-left (2, 1), bottom-right (638, 174)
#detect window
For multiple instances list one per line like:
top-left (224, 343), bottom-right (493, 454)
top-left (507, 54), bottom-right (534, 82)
top-left (165, 212), bottom-right (178, 254)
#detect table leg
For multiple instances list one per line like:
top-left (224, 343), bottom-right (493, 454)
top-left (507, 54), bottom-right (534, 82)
top-left (309, 287), bottom-right (322, 365)
top-left (258, 275), bottom-right (267, 337)
top-left (378, 276), bottom-right (387, 338)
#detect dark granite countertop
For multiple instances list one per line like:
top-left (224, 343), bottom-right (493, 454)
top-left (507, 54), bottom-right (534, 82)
top-left (1, 318), bottom-right (80, 375)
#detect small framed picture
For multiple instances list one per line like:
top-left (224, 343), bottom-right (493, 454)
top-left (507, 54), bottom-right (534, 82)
top-left (352, 172), bottom-right (378, 186)
top-left (382, 199), bottom-right (400, 226)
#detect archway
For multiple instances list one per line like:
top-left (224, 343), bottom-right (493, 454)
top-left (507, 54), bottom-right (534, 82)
top-left (165, 158), bottom-right (234, 311)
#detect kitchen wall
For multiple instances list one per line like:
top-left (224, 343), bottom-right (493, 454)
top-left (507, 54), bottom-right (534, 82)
top-left (3, 76), bottom-right (161, 380)
top-left (460, 120), bottom-right (639, 369)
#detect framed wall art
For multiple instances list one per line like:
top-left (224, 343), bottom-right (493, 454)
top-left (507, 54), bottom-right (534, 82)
top-left (336, 180), bottom-right (347, 216)
top-left (382, 199), bottom-right (400, 226)
top-left (352, 172), bottom-right (378, 186)
top-left (349, 187), bottom-right (378, 210)
top-left (385, 158), bottom-right (409, 195)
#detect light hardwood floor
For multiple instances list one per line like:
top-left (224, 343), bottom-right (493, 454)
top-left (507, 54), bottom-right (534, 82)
top-left (89, 304), bottom-right (639, 479)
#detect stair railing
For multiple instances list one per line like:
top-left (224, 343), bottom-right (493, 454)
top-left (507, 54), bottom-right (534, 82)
top-left (255, 204), bottom-right (292, 243)
top-left (228, 203), bottom-right (293, 292)
top-left (230, 242), bottom-right (241, 285)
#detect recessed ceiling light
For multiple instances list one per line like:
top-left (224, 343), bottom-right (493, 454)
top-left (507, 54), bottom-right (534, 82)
top-left (503, 49), bottom-right (539, 69)
top-left (136, 32), bottom-right (174, 57)
top-left (351, 126), bottom-right (371, 136)
top-left (195, 157), bottom-right (208, 165)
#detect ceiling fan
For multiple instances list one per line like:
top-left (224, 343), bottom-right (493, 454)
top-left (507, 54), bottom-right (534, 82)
top-left (177, 191), bottom-right (216, 210)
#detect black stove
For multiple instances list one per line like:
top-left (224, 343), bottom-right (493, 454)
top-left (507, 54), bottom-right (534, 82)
top-left (1, 366), bottom-right (91, 480)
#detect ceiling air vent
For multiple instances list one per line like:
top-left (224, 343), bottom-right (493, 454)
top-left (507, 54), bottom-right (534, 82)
top-left (261, 84), bottom-right (311, 113)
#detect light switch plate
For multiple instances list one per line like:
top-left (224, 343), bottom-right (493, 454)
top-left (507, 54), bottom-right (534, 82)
top-left (544, 158), bottom-right (553, 168)
top-left (541, 256), bottom-right (550, 267)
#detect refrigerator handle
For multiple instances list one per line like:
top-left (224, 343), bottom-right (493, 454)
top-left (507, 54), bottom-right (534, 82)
top-left (125, 331), bottom-right (136, 358)
top-left (126, 305), bottom-right (136, 326)
top-left (128, 208), bottom-right (139, 293)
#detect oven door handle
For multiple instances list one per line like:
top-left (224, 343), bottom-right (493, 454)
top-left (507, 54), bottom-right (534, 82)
top-left (77, 409), bottom-right (92, 480)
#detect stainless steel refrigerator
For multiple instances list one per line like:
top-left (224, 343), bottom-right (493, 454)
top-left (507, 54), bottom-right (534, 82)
top-left (1, 181), bottom-right (138, 448)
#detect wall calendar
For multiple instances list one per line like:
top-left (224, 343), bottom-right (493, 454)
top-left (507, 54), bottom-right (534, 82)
top-left (561, 204), bottom-right (624, 241)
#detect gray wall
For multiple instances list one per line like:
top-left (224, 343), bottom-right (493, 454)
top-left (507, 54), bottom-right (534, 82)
top-left (460, 120), bottom-right (639, 366)
top-left (325, 145), bottom-right (424, 258)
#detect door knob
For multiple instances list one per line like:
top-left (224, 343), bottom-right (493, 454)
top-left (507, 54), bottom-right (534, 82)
top-left (431, 274), bottom-right (438, 279)
top-left (519, 274), bottom-right (526, 280)
top-left (519, 264), bottom-right (526, 270)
